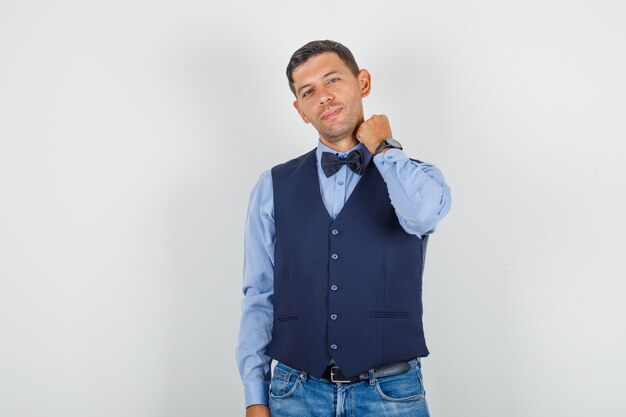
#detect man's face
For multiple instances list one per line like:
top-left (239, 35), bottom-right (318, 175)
top-left (291, 53), bottom-right (371, 145)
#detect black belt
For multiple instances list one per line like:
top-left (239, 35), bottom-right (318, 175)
top-left (321, 361), bottom-right (411, 384)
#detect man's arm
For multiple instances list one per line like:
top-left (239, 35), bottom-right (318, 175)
top-left (373, 148), bottom-right (451, 236)
top-left (236, 170), bottom-right (275, 413)
top-left (357, 115), bottom-right (451, 236)
top-left (245, 405), bottom-right (270, 417)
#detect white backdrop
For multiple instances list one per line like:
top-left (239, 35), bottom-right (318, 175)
top-left (1, 1), bottom-right (625, 416)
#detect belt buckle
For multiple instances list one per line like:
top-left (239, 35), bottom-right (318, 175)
top-left (330, 366), bottom-right (351, 383)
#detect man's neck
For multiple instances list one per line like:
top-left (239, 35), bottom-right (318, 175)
top-left (319, 135), bottom-right (359, 153)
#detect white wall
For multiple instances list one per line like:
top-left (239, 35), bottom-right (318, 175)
top-left (1, 1), bottom-right (624, 416)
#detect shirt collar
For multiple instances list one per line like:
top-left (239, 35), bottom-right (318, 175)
top-left (315, 140), bottom-right (372, 170)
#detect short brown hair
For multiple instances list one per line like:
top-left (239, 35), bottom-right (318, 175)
top-left (286, 40), bottom-right (360, 96)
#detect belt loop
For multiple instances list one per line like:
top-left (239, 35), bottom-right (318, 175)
top-left (367, 368), bottom-right (376, 386)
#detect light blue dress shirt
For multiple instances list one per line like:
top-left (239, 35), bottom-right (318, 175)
top-left (236, 140), bottom-right (451, 407)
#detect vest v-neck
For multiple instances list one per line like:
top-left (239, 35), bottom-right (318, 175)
top-left (309, 150), bottom-right (373, 222)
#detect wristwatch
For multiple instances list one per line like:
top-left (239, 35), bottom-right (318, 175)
top-left (374, 138), bottom-right (403, 155)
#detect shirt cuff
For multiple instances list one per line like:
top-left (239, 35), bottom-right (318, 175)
top-left (372, 148), bottom-right (410, 177)
top-left (244, 380), bottom-right (270, 408)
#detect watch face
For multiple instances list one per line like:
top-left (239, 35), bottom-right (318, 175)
top-left (385, 139), bottom-right (402, 148)
top-left (375, 138), bottom-right (403, 155)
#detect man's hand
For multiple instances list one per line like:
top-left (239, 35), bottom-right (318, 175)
top-left (246, 404), bottom-right (270, 417)
top-left (356, 114), bottom-right (393, 154)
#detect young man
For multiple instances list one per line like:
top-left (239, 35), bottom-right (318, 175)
top-left (236, 40), bottom-right (451, 417)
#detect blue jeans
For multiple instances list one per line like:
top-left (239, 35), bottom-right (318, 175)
top-left (269, 359), bottom-right (430, 417)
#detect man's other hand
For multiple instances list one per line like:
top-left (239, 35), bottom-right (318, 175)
top-left (246, 404), bottom-right (270, 417)
top-left (356, 114), bottom-right (393, 154)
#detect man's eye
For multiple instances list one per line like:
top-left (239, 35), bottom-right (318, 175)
top-left (328, 78), bottom-right (339, 84)
top-left (303, 89), bottom-right (313, 97)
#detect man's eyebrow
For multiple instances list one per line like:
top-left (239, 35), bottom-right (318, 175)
top-left (296, 71), bottom-right (340, 96)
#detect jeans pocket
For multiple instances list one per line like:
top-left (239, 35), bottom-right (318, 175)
top-left (374, 366), bottom-right (425, 402)
top-left (269, 368), bottom-right (300, 399)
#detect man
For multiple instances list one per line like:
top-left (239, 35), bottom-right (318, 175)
top-left (236, 40), bottom-right (451, 417)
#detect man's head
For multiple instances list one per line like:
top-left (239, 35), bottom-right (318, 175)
top-left (287, 40), bottom-right (371, 147)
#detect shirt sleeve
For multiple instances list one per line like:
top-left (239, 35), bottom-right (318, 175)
top-left (235, 170), bottom-right (275, 407)
top-left (372, 148), bottom-right (452, 237)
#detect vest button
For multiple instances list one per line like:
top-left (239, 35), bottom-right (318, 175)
top-left (330, 284), bottom-right (338, 291)
top-left (330, 344), bottom-right (338, 350)
top-left (330, 314), bottom-right (337, 320)
top-left (331, 229), bottom-right (339, 236)
top-left (331, 253), bottom-right (338, 260)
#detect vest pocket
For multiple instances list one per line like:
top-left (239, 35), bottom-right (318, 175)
top-left (369, 311), bottom-right (409, 319)
top-left (276, 314), bottom-right (300, 322)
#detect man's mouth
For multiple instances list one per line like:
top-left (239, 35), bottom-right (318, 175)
top-left (321, 107), bottom-right (342, 120)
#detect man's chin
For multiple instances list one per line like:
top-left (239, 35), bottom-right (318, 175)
top-left (319, 126), bottom-right (356, 143)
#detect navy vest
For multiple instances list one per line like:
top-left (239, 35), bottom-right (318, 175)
top-left (266, 149), bottom-right (429, 379)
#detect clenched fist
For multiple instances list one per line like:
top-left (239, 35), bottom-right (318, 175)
top-left (355, 114), bottom-right (393, 154)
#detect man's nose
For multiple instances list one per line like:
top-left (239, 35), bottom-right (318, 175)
top-left (319, 92), bottom-right (333, 105)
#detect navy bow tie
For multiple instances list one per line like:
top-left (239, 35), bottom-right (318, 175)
top-left (321, 149), bottom-right (365, 177)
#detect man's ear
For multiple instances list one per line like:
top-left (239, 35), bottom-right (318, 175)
top-left (358, 69), bottom-right (372, 98)
top-left (293, 100), bottom-right (310, 123)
